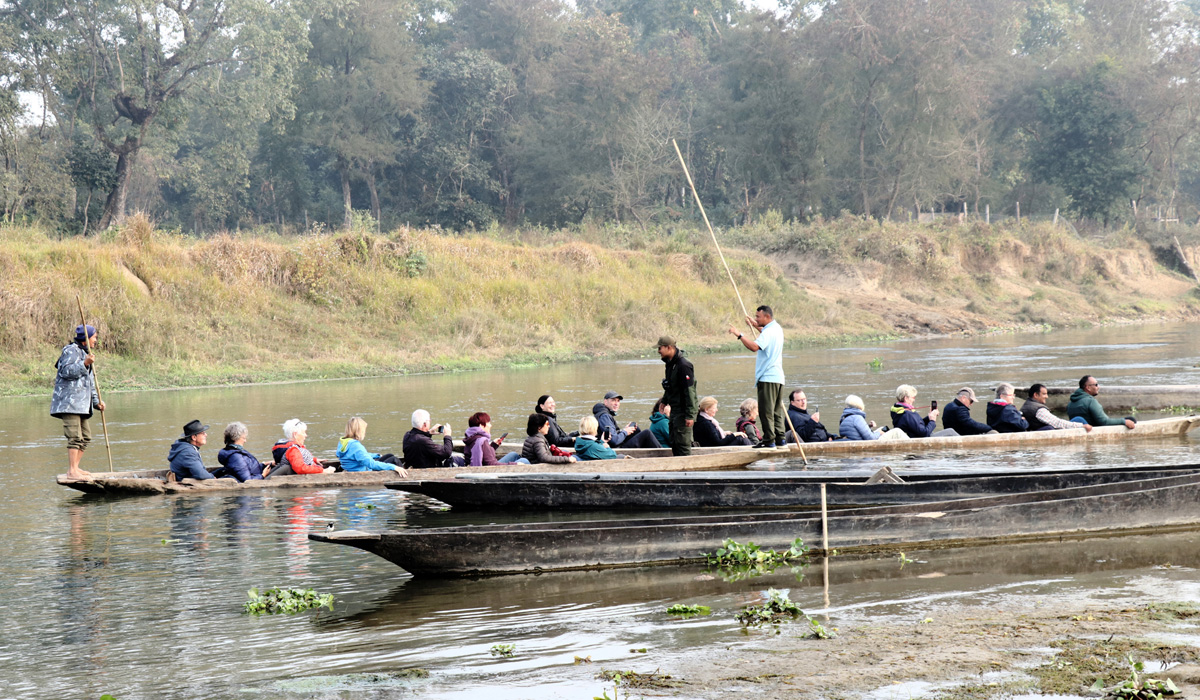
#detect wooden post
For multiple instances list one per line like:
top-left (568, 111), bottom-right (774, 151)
top-left (820, 483), bottom-right (829, 553)
top-left (1053, 208), bottom-right (1059, 226)
top-left (1015, 201), bottom-right (1020, 222)
top-left (985, 204), bottom-right (990, 225)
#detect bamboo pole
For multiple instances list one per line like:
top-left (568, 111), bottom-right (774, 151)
top-left (672, 139), bottom-right (808, 465)
top-left (76, 295), bottom-right (114, 472)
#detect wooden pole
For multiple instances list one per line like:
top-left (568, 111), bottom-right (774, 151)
top-left (820, 483), bottom-right (829, 553)
top-left (672, 139), bottom-right (807, 465)
top-left (76, 295), bottom-right (114, 472)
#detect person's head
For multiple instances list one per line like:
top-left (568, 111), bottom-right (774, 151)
top-left (844, 394), bottom-right (865, 411)
top-left (536, 394), bottom-right (555, 413)
top-left (579, 415), bottom-right (599, 436)
top-left (223, 421), bottom-right (248, 446)
top-left (527, 413), bottom-right (551, 436)
top-left (602, 391), bottom-right (623, 412)
top-left (657, 336), bottom-right (677, 360)
top-left (789, 389), bottom-right (808, 409)
top-left (344, 416), bottom-right (368, 441)
top-left (411, 409), bottom-right (431, 431)
top-left (1080, 375), bottom-right (1099, 396)
top-left (468, 412), bottom-right (491, 430)
top-left (652, 398), bottom-right (668, 416)
top-left (754, 305), bottom-right (773, 326)
top-left (181, 419), bottom-right (209, 447)
top-left (995, 383), bottom-right (1015, 401)
top-left (698, 396), bottom-right (718, 416)
top-left (1029, 383), bottom-right (1048, 403)
top-left (739, 398), bottom-right (758, 419)
top-left (283, 418), bottom-right (307, 444)
top-left (74, 324), bottom-right (97, 347)
top-left (895, 385), bottom-right (917, 403)
top-left (956, 387), bottom-right (977, 406)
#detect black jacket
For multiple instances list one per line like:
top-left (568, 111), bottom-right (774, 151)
top-left (535, 408), bottom-right (576, 448)
top-left (661, 349), bottom-right (698, 420)
top-left (694, 414), bottom-right (751, 447)
top-left (941, 398), bottom-right (992, 435)
top-left (787, 406), bottom-right (831, 442)
top-left (402, 428), bottom-right (455, 469)
top-left (986, 402), bottom-right (1029, 433)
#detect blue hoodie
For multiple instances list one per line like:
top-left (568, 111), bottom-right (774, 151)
top-left (336, 438), bottom-right (396, 472)
top-left (838, 407), bottom-right (879, 440)
top-left (168, 439), bottom-right (214, 480)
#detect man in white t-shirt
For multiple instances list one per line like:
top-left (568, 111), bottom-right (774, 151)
top-left (728, 305), bottom-right (786, 448)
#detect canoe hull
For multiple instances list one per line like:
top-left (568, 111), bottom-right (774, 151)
top-left (311, 471), bottom-right (1200, 576)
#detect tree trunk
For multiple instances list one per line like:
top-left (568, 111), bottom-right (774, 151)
top-left (81, 189), bottom-right (92, 236)
top-left (340, 164), bottom-right (352, 229)
top-left (366, 167), bottom-right (381, 227)
top-left (96, 150), bottom-right (134, 233)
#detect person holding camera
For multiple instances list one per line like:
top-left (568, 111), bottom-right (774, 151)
top-left (402, 409), bottom-right (465, 469)
top-left (592, 391), bottom-right (663, 450)
top-left (657, 336), bottom-right (698, 456)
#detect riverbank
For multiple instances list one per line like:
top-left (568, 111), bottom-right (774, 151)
top-left (3, 216), bottom-right (1199, 397)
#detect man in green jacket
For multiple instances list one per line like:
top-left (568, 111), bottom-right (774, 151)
top-left (658, 336), bottom-right (698, 456)
top-left (1067, 375), bottom-right (1136, 429)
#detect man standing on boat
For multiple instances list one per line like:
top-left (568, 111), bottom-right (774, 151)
top-left (51, 324), bottom-right (105, 481)
top-left (728, 305), bottom-right (785, 448)
top-left (658, 336), bottom-right (697, 456)
top-left (1067, 376), bottom-right (1136, 429)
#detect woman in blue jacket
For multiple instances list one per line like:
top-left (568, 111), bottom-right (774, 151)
top-left (215, 421), bottom-right (268, 481)
top-left (336, 417), bottom-right (406, 473)
top-left (838, 395), bottom-right (882, 440)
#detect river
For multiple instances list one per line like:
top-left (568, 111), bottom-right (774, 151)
top-left (3, 322), bottom-right (1200, 699)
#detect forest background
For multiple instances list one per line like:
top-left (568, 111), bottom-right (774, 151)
top-left (4, 0), bottom-right (1200, 395)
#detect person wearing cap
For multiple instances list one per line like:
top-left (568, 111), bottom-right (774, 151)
top-left (51, 324), bottom-right (105, 480)
top-left (728, 305), bottom-right (786, 448)
top-left (657, 336), bottom-right (698, 456)
top-left (941, 387), bottom-right (996, 436)
top-left (1021, 383), bottom-right (1091, 432)
top-left (168, 420), bottom-right (216, 480)
top-left (592, 391), bottom-right (663, 450)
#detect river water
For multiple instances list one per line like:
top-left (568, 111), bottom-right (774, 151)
top-left (4, 322), bottom-right (1200, 699)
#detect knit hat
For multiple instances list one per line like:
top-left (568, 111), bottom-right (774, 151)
top-left (74, 324), bottom-right (96, 342)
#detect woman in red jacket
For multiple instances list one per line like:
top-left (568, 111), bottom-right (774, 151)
top-left (268, 419), bottom-right (333, 477)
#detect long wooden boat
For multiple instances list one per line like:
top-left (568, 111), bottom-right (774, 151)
top-left (54, 449), bottom-right (777, 496)
top-left (1013, 385), bottom-right (1200, 412)
top-left (310, 470), bottom-right (1200, 576)
top-left (613, 415), bottom-right (1200, 458)
top-left (391, 465), bottom-right (1200, 509)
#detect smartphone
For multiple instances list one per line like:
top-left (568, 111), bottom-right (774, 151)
top-left (930, 400), bottom-right (938, 410)
top-left (498, 432), bottom-right (509, 440)
top-left (435, 424), bottom-right (444, 433)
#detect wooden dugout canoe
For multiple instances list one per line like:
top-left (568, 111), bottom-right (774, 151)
top-left (311, 470), bottom-right (1200, 577)
top-left (1013, 385), bottom-right (1200, 412)
top-left (613, 415), bottom-right (1200, 458)
top-left (390, 465), bottom-right (1200, 510)
top-left (54, 449), bottom-right (778, 496)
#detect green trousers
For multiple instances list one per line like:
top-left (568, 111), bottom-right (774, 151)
top-left (669, 412), bottom-right (693, 456)
top-left (757, 381), bottom-right (785, 443)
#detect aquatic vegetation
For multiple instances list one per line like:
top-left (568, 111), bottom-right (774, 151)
top-left (705, 538), bottom-right (808, 581)
top-left (867, 357), bottom-right (885, 371)
top-left (665, 603), bottom-right (711, 617)
top-left (243, 587), bottom-right (334, 615)
top-left (736, 588), bottom-right (803, 627)
top-left (1143, 602), bottom-right (1200, 621)
top-left (1098, 655), bottom-right (1179, 699)
top-left (596, 669), bottom-right (681, 689)
top-left (489, 643), bottom-right (516, 657)
top-left (1032, 638), bottom-right (1200, 695)
top-left (630, 648), bottom-right (647, 653)
top-left (805, 617), bottom-right (836, 639)
top-left (898, 552), bottom-right (914, 567)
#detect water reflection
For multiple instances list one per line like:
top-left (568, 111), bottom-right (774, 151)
top-left (4, 322), bottom-right (1200, 697)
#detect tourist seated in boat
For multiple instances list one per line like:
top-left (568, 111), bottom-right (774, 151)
top-left (403, 409), bottom-right (465, 469)
top-left (695, 396), bottom-right (754, 447)
top-left (890, 385), bottom-right (947, 438)
top-left (649, 399), bottom-right (672, 447)
top-left (535, 395), bottom-right (578, 448)
top-left (786, 389), bottom-right (833, 442)
top-left (736, 399), bottom-right (762, 443)
top-left (213, 421), bottom-right (268, 481)
top-left (522, 414), bottom-right (579, 464)
top-left (593, 391), bottom-right (663, 449)
top-left (168, 420), bottom-right (216, 480)
top-left (986, 383), bottom-right (1029, 433)
top-left (941, 387), bottom-right (996, 435)
top-left (464, 412), bottom-right (530, 466)
top-left (574, 416), bottom-right (623, 460)
top-left (1067, 376), bottom-right (1137, 429)
top-left (336, 417), bottom-right (407, 473)
top-left (838, 395), bottom-right (883, 440)
top-left (1021, 384), bottom-right (1092, 433)
top-left (268, 419), bottom-right (333, 477)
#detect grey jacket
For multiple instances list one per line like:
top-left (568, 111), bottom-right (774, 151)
top-left (50, 343), bottom-right (100, 417)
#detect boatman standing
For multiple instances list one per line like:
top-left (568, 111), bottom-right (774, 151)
top-left (51, 324), bottom-right (105, 480)
top-left (657, 336), bottom-right (697, 456)
top-left (728, 305), bottom-right (786, 448)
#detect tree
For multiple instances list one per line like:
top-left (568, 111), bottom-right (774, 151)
top-left (2, 0), bottom-right (308, 231)
top-left (1027, 61), bottom-right (1143, 223)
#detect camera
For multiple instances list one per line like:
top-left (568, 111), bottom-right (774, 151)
top-left (661, 378), bottom-right (670, 390)
top-left (435, 424), bottom-right (444, 433)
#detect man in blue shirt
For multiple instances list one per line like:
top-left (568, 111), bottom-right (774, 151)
top-left (729, 305), bottom-right (786, 448)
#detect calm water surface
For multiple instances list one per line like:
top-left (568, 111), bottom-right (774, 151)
top-left (4, 322), bottom-right (1200, 698)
